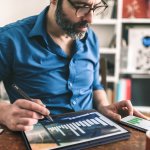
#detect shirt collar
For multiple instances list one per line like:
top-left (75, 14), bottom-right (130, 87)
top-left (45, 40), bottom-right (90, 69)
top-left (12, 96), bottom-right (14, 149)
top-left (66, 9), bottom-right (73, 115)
top-left (28, 6), bottom-right (49, 44)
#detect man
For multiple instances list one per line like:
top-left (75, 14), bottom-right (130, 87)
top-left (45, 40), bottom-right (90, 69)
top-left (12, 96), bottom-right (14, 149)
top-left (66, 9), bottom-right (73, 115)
top-left (0, 0), bottom-right (147, 131)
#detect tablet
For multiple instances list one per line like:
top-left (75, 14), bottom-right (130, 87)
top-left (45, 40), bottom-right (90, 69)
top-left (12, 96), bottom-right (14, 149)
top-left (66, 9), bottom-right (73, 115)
top-left (22, 110), bottom-right (130, 150)
top-left (121, 115), bottom-right (150, 132)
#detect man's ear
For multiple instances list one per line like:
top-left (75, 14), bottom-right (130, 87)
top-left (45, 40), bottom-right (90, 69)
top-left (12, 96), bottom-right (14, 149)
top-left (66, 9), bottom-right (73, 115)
top-left (50, 0), bottom-right (57, 5)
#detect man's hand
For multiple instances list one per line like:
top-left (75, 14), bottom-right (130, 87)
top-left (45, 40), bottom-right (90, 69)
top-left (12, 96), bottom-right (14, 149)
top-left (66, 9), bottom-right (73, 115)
top-left (98, 100), bottom-right (149, 121)
top-left (0, 99), bottom-right (50, 131)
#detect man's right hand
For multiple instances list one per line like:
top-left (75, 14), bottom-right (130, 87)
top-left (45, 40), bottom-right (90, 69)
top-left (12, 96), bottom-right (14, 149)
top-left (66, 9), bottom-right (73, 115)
top-left (0, 99), bottom-right (50, 131)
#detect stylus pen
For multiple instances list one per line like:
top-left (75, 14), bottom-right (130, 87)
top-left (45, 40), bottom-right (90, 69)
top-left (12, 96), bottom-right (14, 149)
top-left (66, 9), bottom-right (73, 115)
top-left (12, 84), bottom-right (53, 122)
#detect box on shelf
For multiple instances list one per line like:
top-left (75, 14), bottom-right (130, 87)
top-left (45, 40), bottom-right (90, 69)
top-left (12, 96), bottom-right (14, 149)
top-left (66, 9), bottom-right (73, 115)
top-left (127, 28), bottom-right (150, 72)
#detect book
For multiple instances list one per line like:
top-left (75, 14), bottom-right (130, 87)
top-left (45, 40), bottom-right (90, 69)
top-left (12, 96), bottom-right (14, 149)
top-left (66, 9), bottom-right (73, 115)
top-left (22, 109), bottom-right (130, 150)
top-left (116, 79), bottom-right (131, 101)
top-left (122, 0), bottom-right (148, 18)
top-left (126, 79), bottom-right (131, 100)
top-left (116, 79), bottom-right (126, 101)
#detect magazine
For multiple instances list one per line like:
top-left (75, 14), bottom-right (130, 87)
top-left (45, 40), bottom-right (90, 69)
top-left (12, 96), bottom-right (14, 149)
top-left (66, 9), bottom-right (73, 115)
top-left (22, 109), bottom-right (130, 150)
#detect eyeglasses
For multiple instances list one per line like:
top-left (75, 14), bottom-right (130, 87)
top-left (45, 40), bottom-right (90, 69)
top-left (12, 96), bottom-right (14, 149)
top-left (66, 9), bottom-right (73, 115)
top-left (68, 0), bottom-right (108, 17)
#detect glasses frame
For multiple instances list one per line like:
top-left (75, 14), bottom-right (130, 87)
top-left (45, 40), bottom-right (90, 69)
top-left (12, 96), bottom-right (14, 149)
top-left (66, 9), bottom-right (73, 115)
top-left (68, 0), bottom-right (108, 17)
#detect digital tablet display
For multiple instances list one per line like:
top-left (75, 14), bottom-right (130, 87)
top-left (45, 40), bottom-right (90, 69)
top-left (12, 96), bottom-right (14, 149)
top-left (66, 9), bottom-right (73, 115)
top-left (24, 110), bottom-right (129, 150)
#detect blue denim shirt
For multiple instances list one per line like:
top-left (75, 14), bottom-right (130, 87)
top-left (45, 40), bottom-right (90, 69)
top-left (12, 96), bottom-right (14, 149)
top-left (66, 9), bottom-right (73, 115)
top-left (0, 7), bottom-right (103, 115)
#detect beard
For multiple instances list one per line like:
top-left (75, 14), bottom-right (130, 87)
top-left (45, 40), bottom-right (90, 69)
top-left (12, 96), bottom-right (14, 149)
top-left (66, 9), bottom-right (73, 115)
top-left (55, 1), bottom-right (88, 40)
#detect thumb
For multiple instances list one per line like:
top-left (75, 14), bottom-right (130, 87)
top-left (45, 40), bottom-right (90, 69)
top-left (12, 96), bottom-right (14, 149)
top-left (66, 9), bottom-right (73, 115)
top-left (108, 111), bottom-right (122, 122)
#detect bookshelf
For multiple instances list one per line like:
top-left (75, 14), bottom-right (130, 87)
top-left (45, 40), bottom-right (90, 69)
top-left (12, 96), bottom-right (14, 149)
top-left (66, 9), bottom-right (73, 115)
top-left (119, 0), bottom-right (150, 108)
top-left (91, 0), bottom-right (150, 105)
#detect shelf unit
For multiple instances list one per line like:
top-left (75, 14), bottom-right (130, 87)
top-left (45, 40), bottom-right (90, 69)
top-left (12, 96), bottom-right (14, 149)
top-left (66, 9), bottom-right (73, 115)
top-left (91, 0), bottom-right (150, 103)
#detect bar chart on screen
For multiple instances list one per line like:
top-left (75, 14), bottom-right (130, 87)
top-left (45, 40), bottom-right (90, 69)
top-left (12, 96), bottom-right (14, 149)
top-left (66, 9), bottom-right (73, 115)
top-left (23, 110), bottom-right (130, 150)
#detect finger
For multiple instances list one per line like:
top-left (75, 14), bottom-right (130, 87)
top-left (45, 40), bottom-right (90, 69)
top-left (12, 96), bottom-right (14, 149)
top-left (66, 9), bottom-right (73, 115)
top-left (133, 108), bottom-right (150, 120)
top-left (117, 100), bottom-right (133, 116)
top-left (32, 99), bottom-right (46, 107)
top-left (11, 105), bottom-right (44, 119)
top-left (15, 99), bottom-right (50, 116)
top-left (17, 118), bottom-right (38, 126)
top-left (18, 109), bottom-right (44, 119)
top-left (106, 110), bottom-right (121, 122)
top-left (16, 124), bottom-right (34, 131)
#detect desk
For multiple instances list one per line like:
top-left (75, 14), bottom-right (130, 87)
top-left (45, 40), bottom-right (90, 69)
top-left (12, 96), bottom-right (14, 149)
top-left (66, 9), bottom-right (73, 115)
top-left (0, 125), bottom-right (148, 150)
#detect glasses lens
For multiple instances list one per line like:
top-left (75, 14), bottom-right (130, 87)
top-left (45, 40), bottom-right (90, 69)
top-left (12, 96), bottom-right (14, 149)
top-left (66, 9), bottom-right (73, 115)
top-left (76, 7), bottom-right (90, 17)
top-left (94, 6), bottom-right (107, 15)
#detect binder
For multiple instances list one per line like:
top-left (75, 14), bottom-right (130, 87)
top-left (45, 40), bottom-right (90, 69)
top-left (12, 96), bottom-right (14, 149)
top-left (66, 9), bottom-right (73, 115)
top-left (22, 109), bottom-right (130, 150)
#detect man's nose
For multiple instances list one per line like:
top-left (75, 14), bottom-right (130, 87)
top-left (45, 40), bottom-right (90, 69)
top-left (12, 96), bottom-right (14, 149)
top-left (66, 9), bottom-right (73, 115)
top-left (83, 10), bottom-right (94, 24)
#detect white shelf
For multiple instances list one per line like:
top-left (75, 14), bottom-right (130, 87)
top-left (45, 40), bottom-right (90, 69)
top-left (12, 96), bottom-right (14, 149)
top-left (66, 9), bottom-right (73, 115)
top-left (120, 69), bottom-right (150, 75)
top-left (100, 48), bottom-right (117, 54)
top-left (121, 19), bottom-right (150, 24)
top-left (107, 76), bottom-right (117, 82)
top-left (99, 75), bottom-right (116, 83)
top-left (134, 106), bottom-right (150, 114)
top-left (92, 19), bottom-right (117, 25)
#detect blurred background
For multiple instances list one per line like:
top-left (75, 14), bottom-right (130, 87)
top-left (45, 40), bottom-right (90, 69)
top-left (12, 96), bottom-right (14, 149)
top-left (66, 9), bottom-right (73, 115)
top-left (0, 0), bottom-right (150, 113)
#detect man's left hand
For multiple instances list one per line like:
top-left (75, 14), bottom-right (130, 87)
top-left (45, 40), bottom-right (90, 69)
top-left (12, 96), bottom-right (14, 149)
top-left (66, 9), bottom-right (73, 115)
top-left (98, 100), bottom-right (149, 121)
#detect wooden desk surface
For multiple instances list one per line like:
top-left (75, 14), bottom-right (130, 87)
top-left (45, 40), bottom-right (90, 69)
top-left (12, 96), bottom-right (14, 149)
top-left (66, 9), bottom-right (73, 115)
top-left (0, 125), bottom-right (148, 150)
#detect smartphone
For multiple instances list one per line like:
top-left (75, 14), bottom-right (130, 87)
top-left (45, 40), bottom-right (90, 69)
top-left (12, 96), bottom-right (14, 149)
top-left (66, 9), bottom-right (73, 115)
top-left (121, 115), bottom-right (150, 132)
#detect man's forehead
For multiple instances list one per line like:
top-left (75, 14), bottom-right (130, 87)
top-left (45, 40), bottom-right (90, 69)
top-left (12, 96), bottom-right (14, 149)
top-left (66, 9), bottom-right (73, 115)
top-left (71, 0), bottom-right (102, 4)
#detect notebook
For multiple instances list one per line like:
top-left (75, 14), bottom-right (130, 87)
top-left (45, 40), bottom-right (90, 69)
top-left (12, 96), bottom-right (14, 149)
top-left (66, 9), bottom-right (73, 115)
top-left (22, 109), bottom-right (130, 150)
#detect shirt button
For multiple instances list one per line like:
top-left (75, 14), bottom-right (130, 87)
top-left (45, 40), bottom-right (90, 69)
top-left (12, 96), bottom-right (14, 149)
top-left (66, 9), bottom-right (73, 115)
top-left (68, 82), bottom-right (72, 88)
top-left (72, 100), bottom-right (76, 106)
top-left (73, 59), bottom-right (76, 63)
top-left (70, 62), bottom-right (73, 66)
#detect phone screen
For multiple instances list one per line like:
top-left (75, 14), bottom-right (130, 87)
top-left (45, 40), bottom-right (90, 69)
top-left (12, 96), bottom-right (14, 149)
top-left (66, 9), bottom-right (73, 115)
top-left (121, 116), bottom-right (150, 132)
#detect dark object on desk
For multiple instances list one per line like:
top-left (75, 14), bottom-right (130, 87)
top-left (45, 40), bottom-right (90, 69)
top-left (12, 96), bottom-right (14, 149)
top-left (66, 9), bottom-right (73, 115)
top-left (22, 109), bottom-right (130, 150)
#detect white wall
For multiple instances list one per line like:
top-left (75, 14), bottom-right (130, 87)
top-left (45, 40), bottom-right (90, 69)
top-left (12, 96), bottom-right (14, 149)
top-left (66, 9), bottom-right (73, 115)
top-left (0, 0), bottom-right (50, 27)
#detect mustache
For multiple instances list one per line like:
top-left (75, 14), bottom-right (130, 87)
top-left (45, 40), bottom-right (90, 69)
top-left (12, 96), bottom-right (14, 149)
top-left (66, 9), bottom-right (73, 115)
top-left (74, 21), bottom-right (89, 28)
